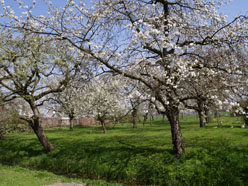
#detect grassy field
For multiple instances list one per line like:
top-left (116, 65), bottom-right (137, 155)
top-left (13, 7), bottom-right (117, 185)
top-left (0, 113), bottom-right (248, 185)
top-left (0, 164), bottom-right (118, 186)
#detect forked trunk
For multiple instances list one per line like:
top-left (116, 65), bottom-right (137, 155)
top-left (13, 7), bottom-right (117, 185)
top-left (31, 117), bottom-right (55, 153)
top-left (167, 107), bottom-right (184, 155)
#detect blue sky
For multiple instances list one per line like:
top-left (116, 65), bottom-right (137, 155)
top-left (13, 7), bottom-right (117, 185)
top-left (1, 0), bottom-right (247, 21)
top-left (219, 0), bottom-right (248, 20)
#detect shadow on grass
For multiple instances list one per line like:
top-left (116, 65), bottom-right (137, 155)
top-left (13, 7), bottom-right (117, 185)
top-left (1, 117), bottom-right (248, 185)
top-left (0, 130), bottom-right (173, 180)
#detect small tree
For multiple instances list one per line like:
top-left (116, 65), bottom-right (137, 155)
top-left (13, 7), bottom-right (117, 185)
top-left (127, 86), bottom-right (143, 128)
top-left (49, 76), bottom-right (91, 131)
top-left (0, 32), bottom-right (81, 152)
top-left (49, 85), bottom-right (79, 131)
top-left (80, 75), bottom-right (128, 133)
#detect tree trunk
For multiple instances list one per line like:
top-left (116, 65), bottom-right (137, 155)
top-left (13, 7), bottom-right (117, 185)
top-left (28, 102), bottom-right (55, 153)
top-left (101, 122), bottom-right (107, 134)
top-left (197, 101), bottom-right (206, 127)
top-left (166, 107), bottom-right (184, 155)
top-left (69, 115), bottom-right (74, 131)
top-left (143, 112), bottom-right (148, 126)
top-left (99, 117), bottom-right (107, 134)
top-left (198, 111), bottom-right (205, 128)
top-left (31, 117), bottom-right (55, 153)
top-left (205, 109), bottom-right (211, 123)
top-left (132, 107), bottom-right (138, 128)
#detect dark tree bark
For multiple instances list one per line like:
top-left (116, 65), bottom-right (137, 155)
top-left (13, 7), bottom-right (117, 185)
top-left (98, 116), bottom-right (107, 134)
top-left (166, 106), bottom-right (184, 155)
top-left (155, 93), bottom-right (185, 155)
top-left (28, 102), bottom-right (55, 153)
top-left (243, 105), bottom-right (248, 126)
top-left (197, 100), bottom-right (206, 127)
top-left (101, 121), bottom-right (107, 134)
top-left (132, 107), bottom-right (138, 128)
top-left (69, 113), bottom-right (74, 131)
top-left (31, 118), bottom-right (55, 153)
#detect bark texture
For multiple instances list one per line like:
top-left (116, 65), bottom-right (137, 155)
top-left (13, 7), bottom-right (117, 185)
top-left (167, 107), bottom-right (184, 154)
top-left (198, 111), bottom-right (206, 128)
top-left (132, 107), bottom-right (138, 128)
top-left (69, 114), bottom-right (74, 131)
top-left (31, 117), bottom-right (55, 153)
top-left (29, 102), bottom-right (55, 153)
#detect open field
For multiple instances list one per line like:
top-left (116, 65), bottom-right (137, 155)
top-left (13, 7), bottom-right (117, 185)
top-left (0, 113), bottom-right (248, 185)
top-left (0, 164), bottom-right (117, 186)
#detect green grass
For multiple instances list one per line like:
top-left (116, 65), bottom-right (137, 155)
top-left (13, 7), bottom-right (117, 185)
top-left (0, 164), bottom-right (79, 186)
top-left (0, 163), bottom-right (119, 186)
top-left (0, 113), bottom-right (248, 185)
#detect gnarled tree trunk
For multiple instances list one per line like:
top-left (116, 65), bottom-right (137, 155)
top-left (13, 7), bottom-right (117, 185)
top-left (166, 107), bottom-right (184, 155)
top-left (30, 117), bottom-right (55, 153)
top-left (28, 102), bottom-right (55, 153)
top-left (155, 93), bottom-right (184, 155)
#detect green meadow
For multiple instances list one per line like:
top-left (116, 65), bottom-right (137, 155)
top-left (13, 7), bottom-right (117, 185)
top-left (0, 113), bottom-right (248, 186)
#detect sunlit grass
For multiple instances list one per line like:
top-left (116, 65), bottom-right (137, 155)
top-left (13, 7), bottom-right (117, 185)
top-left (0, 113), bottom-right (247, 185)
